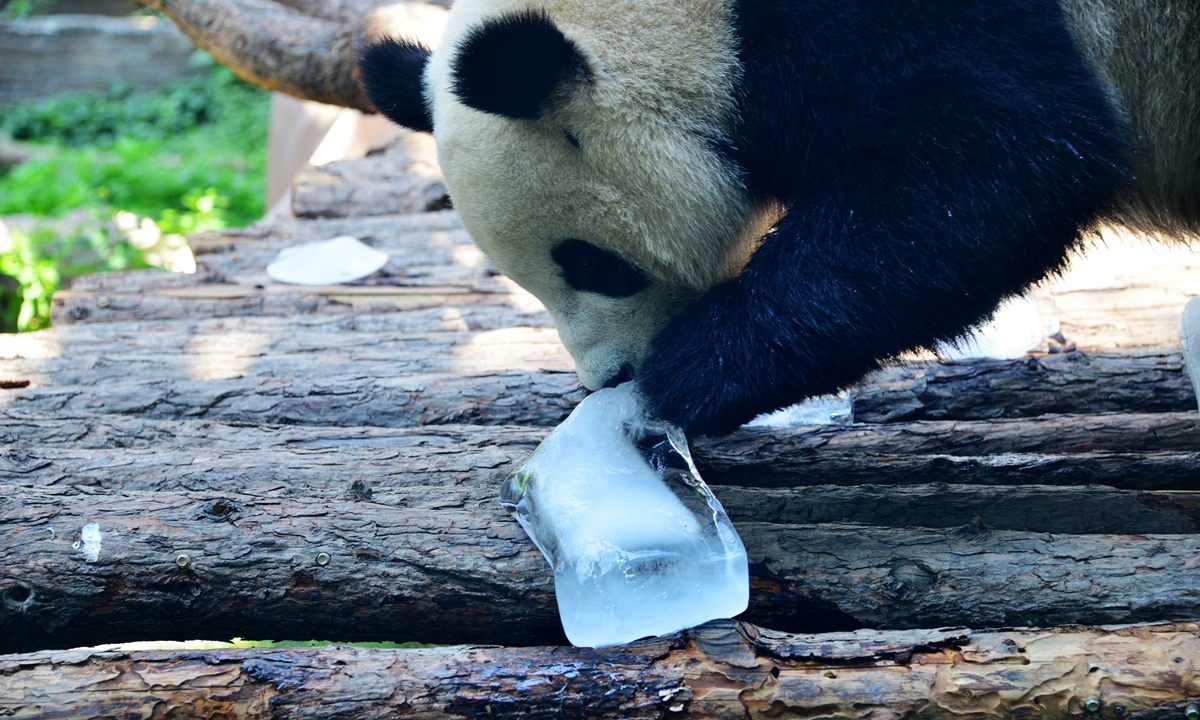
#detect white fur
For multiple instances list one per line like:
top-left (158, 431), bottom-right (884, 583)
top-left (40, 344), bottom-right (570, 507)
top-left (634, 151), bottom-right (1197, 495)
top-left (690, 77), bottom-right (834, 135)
top-left (426, 0), bottom-right (774, 389)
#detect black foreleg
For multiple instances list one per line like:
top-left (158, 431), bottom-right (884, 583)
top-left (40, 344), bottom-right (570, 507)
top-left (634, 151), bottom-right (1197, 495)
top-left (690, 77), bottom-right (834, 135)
top-left (639, 132), bottom-right (1126, 435)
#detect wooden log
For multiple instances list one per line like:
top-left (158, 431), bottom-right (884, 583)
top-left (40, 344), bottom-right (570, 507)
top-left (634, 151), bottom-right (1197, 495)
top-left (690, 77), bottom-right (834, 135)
top-left (50, 285), bottom-right (548, 325)
top-left (49, 211), bottom-right (522, 325)
top-left (137, 0), bottom-right (448, 112)
top-left (3, 342), bottom-right (1196, 427)
top-left (0, 371), bottom-right (585, 428)
top-left (4, 412), bottom-right (1200, 490)
top-left (0, 327), bottom-right (573, 386)
top-left (5, 482), bottom-right (1200, 652)
top-left (8, 307), bottom-right (553, 348)
top-left (3, 409), bottom-right (1196, 455)
top-left (853, 348), bottom-right (1194, 421)
top-left (3, 422), bottom-right (1199, 532)
top-left (291, 130), bottom-right (449, 218)
top-left (1, 622), bottom-right (1197, 719)
top-left (706, 450), bottom-right (1200, 491)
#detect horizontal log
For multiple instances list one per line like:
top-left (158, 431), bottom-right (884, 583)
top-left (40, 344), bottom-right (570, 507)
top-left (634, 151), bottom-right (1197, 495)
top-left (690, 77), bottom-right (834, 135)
top-left (699, 411), bottom-right (1200, 456)
top-left (9, 408), bottom-right (1200, 455)
top-left (3, 343), bottom-right (1196, 429)
top-left (291, 130), bottom-right (448, 219)
top-left (0, 371), bottom-right (586, 428)
top-left (4, 430), bottom-right (1199, 532)
top-left (4, 484), bottom-right (1200, 652)
top-left (5, 412), bottom-right (1200, 489)
top-left (49, 211), bottom-right (534, 325)
top-left (0, 327), bottom-right (572, 386)
top-left (49, 284), bottom-right (540, 325)
top-left (718, 485), bottom-right (1200, 533)
top-left (32, 300), bottom-right (551, 340)
top-left (1, 622), bottom-right (1197, 719)
top-left (707, 450), bottom-right (1200, 490)
top-left (854, 348), bottom-right (1193, 421)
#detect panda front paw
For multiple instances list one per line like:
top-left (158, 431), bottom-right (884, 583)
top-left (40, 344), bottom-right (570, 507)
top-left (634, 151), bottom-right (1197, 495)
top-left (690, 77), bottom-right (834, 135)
top-left (636, 286), bottom-right (789, 437)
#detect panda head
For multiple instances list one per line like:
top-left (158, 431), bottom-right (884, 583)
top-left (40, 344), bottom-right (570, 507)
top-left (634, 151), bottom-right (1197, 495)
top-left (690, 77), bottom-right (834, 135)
top-left (361, 0), bottom-right (776, 389)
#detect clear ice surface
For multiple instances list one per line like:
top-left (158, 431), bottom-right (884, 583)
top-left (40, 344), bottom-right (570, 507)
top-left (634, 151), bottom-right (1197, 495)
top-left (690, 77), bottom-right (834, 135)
top-left (500, 383), bottom-right (749, 648)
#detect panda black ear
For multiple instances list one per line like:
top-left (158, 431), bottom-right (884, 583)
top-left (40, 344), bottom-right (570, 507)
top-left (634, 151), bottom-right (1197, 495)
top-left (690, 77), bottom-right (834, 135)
top-left (359, 37), bottom-right (434, 133)
top-left (451, 10), bottom-right (589, 120)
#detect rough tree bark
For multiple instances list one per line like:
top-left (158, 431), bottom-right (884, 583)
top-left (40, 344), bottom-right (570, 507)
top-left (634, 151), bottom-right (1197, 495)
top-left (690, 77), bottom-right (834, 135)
top-left (136, 0), bottom-right (450, 110)
top-left (5, 471), bottom-right (1200, 652)
top-left (1, 622), bottom-right (1197, 719)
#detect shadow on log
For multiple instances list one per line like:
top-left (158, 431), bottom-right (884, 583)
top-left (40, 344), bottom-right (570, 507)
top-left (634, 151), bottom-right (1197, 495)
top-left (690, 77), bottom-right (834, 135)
top-left (1, 621), bottom-right (1197, 719)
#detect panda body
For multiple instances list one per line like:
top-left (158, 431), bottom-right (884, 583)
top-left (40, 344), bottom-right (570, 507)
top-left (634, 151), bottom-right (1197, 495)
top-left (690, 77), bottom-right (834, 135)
top-left (361, 0), bottom-right (1199, 435)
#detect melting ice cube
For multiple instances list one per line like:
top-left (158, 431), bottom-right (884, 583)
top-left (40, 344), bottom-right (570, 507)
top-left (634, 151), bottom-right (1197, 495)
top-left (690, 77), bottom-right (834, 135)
top-left (1181, 296), bottom-right (1200, 413)
top-left (500, 382), bottom-right (748, 647)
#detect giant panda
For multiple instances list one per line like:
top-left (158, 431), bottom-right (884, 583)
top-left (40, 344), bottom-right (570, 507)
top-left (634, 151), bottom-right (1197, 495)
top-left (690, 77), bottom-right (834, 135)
top-left (360, 0), bottom-right (1199, 436)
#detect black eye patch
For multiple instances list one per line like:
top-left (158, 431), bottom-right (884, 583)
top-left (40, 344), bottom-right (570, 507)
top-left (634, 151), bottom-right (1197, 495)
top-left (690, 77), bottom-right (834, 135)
top-left (551, 239), bottom-right (650, 298)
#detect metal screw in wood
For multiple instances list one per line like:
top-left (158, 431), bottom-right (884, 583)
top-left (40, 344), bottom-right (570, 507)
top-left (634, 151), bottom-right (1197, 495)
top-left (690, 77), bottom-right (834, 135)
top-left (175, 553), bottom-right (191, 568)
top-left (96, 296), bottom-right (110, 308)
top-left (1185, 705), bottom-right (1199, 720)
top-left (315, 552), bottom-right (331, 566)
top-left (1085, 698), bottom-right (1102, 713)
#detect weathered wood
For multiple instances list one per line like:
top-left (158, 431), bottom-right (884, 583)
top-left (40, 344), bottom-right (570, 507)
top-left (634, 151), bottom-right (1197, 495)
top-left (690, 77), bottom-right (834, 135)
top-left (853, 348), bottom-right (1193, 421)
top-left (43, 304), bottom-right (551, 340)
top-left (5, 481), bottom-right (1200, 652)
top-left (700, 411), bottom-right (1200, 455)
top-left (0, 371), bottom-right (585, 427)
top-left (4, 344), bottom-right (1196, 429)
top-left (4, 417), bottom-right (1199, 531)
top-left (5, 412), bottom-right (1200, 490)
top-left (718, 485), bottom-right (1200, 533)
top-left (7, 410), bottom-right (1200, 489)
top-left (292, 130), bottom-right (449, 218)
top-left (2, 409), bottom-right (1195, 454)
top-left (48, 212), bottom-right (550, 325)
top-left (1, 622), bottom-right (1197, 719)
top-left (138, 0), bottom-right (447, 111)
top-left (707, 450), bottom-right (1200, 491)
top-left (0, 327), bottom-right (573, 385)
top-left (50, 285), bottom-right (545, 325)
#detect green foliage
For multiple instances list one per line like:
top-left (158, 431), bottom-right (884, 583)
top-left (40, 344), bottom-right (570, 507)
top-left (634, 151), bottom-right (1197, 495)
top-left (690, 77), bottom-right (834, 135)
top-left (0, 223), bottom-right (148, 331)
top-left (0, 0), bottom-right (54, 18)
top-left (1, 76), bottom-right (214, 147)
top-left (0, 66), bottom-right (269, 331)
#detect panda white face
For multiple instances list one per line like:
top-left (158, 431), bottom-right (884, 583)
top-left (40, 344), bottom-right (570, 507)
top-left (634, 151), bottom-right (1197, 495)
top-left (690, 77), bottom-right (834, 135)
top-left (419, 0), bottom-right (776, 389)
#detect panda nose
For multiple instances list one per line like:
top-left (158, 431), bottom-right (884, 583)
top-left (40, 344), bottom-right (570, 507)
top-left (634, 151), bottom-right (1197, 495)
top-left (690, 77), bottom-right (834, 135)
top-left (602, 363), bottom-right (636, 389)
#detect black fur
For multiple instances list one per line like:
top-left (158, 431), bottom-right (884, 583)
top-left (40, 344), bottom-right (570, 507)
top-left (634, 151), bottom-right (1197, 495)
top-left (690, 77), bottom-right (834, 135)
top-left (451, 10), bottom-right (589, 120)
top-left (359, 37), bottom-right (434, 133)
top-left (552, 239), bottom-right (650, 298)
top-left (638, 0), bottom-right (1130, 436)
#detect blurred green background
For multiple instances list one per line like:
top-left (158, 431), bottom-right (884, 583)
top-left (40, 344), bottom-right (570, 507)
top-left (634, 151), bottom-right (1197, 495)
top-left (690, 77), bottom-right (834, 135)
top-left (0, 37), bottom-right (268, 332)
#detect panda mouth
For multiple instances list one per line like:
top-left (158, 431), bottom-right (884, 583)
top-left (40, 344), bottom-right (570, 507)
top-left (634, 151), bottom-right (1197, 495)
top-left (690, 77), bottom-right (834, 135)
top-left (600, 363), bottom-right (636, 389)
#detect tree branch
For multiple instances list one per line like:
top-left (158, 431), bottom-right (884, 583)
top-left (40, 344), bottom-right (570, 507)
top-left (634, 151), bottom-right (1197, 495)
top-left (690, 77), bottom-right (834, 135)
top-left (138, 0), bottom-right (448, 110)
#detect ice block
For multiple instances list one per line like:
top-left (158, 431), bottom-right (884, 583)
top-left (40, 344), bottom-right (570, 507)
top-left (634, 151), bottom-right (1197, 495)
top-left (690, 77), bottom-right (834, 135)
top-left (500, 382), bottom-right (748, 647)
